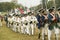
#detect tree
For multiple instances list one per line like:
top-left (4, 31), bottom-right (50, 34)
top-left (0, 2), bottom-right (24, 12)
top-left (47, 1), bottom-right (54, 9)
top-left (55, 0), bottom-right (60, 8)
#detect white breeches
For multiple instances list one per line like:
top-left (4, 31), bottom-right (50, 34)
top-left (30, 24), bottom-right (35, 35)
top-left (42, 23), bottom-right (48, 40)
top-left (54, 27), bottom-right (59, 40)
top-left (23, 24), bottom-right (27, 34)
top-left (48, 29), bottom-right (52, 40)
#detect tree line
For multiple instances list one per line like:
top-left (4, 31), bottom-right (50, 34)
top-left (0, 2), bottom-right (23, 12)
top-left (0, 0), bottom-right (60, 12)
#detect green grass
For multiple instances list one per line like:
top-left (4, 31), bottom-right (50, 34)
top-left (0, 21), bottom-right (60, 40)
top-left (0, 21), bottom-right (38, 40)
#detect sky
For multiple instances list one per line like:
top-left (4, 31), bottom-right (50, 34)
top-left (0, 0), bottom-right (42, 8)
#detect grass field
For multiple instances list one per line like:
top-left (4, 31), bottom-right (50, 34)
top-left (0, 21), bottom-right (60, 40)
top-left (0, 21), bottom-right (38, 40)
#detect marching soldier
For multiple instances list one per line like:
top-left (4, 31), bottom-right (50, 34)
top-left (12, 15), bottom-right (18, 32)
top-left (57, 7), bottom-right (60, 31)
top-left (23, 14), bottom-right (30, 34)
top-left (22, 14), bottom-right (28, 34)
top-left (54, 12), bottom-right (59, 40)
top-left (8, 15), bottom-right (13, 28)
top-left (0, 15), bottom-right (3, 27)
top-left (15, 15), bottom-right (21, 33)
top-left (36, 9), bottom-right (43, 39)
top-left (48, 8), bottom-right (56, 40)
top-left (29, 13), bottom-right (37, 35)
top-left (19, 15), bottom-right (22, 33)
top-left (54, 8), bottom-right (60, 40)
top-left (4, 14), bottom-right (8, 26)
top-left (36, 13), bottom-right (41, 39)
top-left (26, 14), bottom-right (31, 35)
top-left (20, 15), bottom-right (24, 34)
top-left (41, 9), bottom-right (48, 40)
top-left (12, 14), bottom-right (16, 31)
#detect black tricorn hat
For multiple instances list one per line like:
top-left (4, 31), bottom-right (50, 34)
top-left (38, 9), bottom-right (43, 12)
top-left (49, 8), bottom-right (54, 13)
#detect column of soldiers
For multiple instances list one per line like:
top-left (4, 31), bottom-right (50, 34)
top-left (7, 12), bottom-right (38, 35)
top-left (37, 7), bottom-right (60, 40)
top-left (5, 7), bottom-right (60, 40)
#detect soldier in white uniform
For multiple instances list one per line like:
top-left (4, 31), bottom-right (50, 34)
top-left (12, 15), bottom-right (18, 32)
top-left (13, 15), bottom-right (20, 32)
top-left (21, 14), bottom-right (27, 34)
top-left (26, 14), bottom-right (31, 35)
top-left (8, 15), bottom-right (13, 28)
top-left (21, 16), bottom-right (24, 33)
top-left (15, 15), bottom-right (21, 32)
top-left (32, 14), bottom-right (38, 28)
top-left (12, 14), bottom-right (16, 31)
top-left (29, 13), bottom-right (37, 35)
top-left (19, 15), bottom-right (22, 33)
top-left (7, 15), bottom-right (10, 27)
top-left (0, 16), bottom-right (2, 27)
